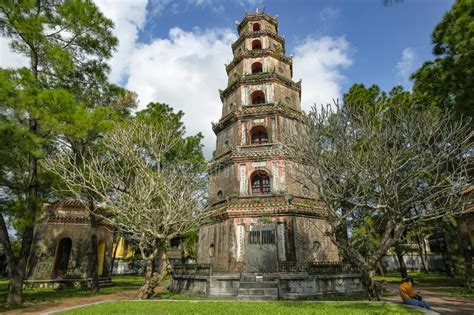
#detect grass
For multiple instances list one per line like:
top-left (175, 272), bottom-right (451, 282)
top-left (59, 300), bottom-right (421, 315)
top-left (0, 275), bottom-right (143, 313)
top-left (375, 271), bottom-right (474, 299)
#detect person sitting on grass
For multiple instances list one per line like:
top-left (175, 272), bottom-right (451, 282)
top-left (400, 277), bottom-right (431, 310)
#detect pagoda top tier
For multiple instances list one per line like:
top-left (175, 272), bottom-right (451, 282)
top-left (236, 9), bottom-right (279, 35)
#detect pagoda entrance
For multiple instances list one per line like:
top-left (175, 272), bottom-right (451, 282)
top-left (244, 224), bottom-right (277, 273)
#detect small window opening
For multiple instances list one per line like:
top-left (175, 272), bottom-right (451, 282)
top-left (251, 170), bottom-right (271, 195)
top-left (249, 230), bottom-right (275, 244)
top-left (250, 90), bottom-right (265, 105)
top-left (217, 190), bottom-right (224, 200)
top-left (251, 62), bottom-right (263, 74)
top-left (252, 39), bottom-right (262, 50)
top-left (209, 244), bottom-right (215, 257)
top-left (250, 126), bottom-right (268, 145)
top-left (253, 23), bottom-right (261, 32)
top-left (313, 241), bottom-right (321, 253)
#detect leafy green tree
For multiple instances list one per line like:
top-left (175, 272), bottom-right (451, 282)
top-left (44, 107), bottom-right (210, 299)
top-left (136, 103), bottom-right (205, 167)
top-left (0, 0), bottom-right (122, 306)
top-left (412, 0), bottom-right (474, 119)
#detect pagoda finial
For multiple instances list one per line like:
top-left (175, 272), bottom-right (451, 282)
top-left (256, 7), bottom-right (259, 14)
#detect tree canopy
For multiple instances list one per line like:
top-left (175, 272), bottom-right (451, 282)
top-left (412, 0), bottom-right (474, 119)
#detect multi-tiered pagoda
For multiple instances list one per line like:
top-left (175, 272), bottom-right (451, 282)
top-left (196, 10), bottom-right (339, 274)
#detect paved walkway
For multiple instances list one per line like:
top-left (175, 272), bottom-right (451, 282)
top-left (3, 290), bottom-right (138, 315)
top-left (383, 282), bottom-right (474, 315)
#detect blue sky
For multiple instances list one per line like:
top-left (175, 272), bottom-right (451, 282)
top-left (140, 0), bottom-right (453, 92)
top-left (0, 0), bottom-right (455, 158)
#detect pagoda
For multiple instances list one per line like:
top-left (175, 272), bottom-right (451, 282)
top-left (196, 9), bottom-right (339, 274)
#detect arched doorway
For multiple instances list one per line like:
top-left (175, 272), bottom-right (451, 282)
top-left (97, 240), bottom-right (106, 276)
top-left (52, 237), bottom-right (72, 278)
top-left (250, 90), bottom-right (265, 105)
top-left (252, 39), bottom-right (262, 50)
top-left (251, 62), bottom-right (263, 74)
top-left (250, 126), bottom-right (268, 144)
top-left (251, 170), bottom-right (271, 195)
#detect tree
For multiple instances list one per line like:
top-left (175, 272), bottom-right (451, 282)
top-left (44, 107), bottom-right (212, 299)
top-left (412, 0), bottom-right (474, 119)
top-left (286, 104), bottom-right (473, 300)
top-left (0, 0), bottom-right (119, 305)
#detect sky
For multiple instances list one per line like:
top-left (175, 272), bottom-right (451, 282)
top-left (0, 0), bottom-right (454, 159)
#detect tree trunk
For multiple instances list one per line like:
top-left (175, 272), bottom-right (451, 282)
top-left (88, 203), bottom-right (99, 293)
top-left (110, 233), bottom-right (120, 276)
top-left (137, 247), bottom-right (169, 299)
top-left (377, 261), bottom-right (385, 277)
top-left (395, 244), bottom-right (408, 278)
top-left (434, 231), bottom-right (455, 277)
top-left (415, 234), bottom-right (428, 273)
top-left (362, 269), bottom-right (381, 301)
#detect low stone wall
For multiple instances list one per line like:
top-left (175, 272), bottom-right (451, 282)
top-left (381, 255), bottom-right (445, 272)
top-left (112, 260), bottom-right (146, 275)
top-left (171, 268), bottom-right (363, 299)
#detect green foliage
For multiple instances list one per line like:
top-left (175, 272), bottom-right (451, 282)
top-left (136, 103), bottom-right (205, 167)
top-left (181, 229), bottom-right (199, 260)
top-left (411, 0), bottom-right (474, 118)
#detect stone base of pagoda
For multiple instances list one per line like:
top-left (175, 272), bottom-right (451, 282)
top-left (196, 210), bottom-right (340, 273)
top-left (170, 270), bottom-right (363, 299)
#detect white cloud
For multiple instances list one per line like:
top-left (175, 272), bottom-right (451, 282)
top-left (293, 36), bottom-right (352, 111)
top-left (0, 37), bottom-right (29, 69)
top-left (395, 47), bottom-right (416, 89)
top-left (94, 0), bottom-right (148, 84)
top-left (320, 7), bottom-right (340, 21)
top-left (125, 27), bottom-right (237, 158)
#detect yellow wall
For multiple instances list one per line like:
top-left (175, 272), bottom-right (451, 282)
top-left (113, 237), bottom-right (134, 259)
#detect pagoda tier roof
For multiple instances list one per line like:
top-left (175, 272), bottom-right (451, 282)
top-left (220, 72), bottom-right (301, 100)
top-left (237, 12), bottom-right (278, 33)
top-left (208, 144), bottom-right (287, 172)
top-left (232, 30), bottom-right (284, 51)
top-left (43, 199), bottom-right (112, 227)
top-left (212, 103), bottom-right (304, 134)
top-left (208, 194), bottom-right (326, 219)
top-left (226, 49), bottom-right (292, 74)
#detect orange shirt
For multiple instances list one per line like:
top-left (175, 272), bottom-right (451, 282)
top-left (400, 282), bottom-right (417, 301)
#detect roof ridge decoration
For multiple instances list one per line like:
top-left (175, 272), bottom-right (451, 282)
top-left (237, 11), bottom-right (278, 33)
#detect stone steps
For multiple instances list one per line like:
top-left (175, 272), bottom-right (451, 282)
top-left (237, 278), bottom-right (279, 300)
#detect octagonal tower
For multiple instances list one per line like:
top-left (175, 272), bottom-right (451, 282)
top-left (197, 10), bottom-right (340, 274)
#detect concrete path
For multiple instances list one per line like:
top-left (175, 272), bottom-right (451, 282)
top-left (383, 282), bottom-right (474, 315)
top-left (3, 290), bottom-right (137, 315)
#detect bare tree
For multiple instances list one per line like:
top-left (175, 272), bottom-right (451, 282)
top-left (43, 120), bottom-right (212, 299)
top-left (286, 105), bottom-right (473, 300)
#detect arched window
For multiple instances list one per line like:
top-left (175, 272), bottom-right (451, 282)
top-left (52, 237), bottom-right (72, 278)
top-left (253, 23), bottom-right (261, 32)
top-left (252, 39), bottom-right (262, 50)
top-left (250, 126), bottom-right (268, 144)
top-left (250, 90), bottom-right (265, 105)
top-left (251, 170), bottom-right (271, 195)
top-left (251, 62), bottom-right (263, 74)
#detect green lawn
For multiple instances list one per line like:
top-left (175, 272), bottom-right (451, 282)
top-left (59, 300), bottom-right (421, 315)
top-left (0, 275), bottom-right (143, 313)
